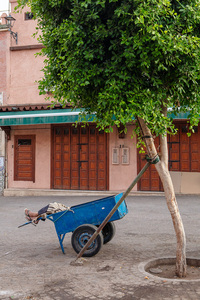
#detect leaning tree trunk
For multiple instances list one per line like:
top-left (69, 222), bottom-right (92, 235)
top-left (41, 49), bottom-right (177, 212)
top-left (137, 117), bottom-right (187, 278)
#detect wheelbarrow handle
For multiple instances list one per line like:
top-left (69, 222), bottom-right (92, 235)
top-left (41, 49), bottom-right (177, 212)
top-left (18, 221), bottom-right (34, 228)
top-left (18, 217), bottom-right (43, 228)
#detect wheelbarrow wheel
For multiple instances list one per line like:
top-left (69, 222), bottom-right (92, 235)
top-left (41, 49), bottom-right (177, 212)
top-left (71, 224), bottom-right (104, 257)
top-left (101, 222), bottom-right (116, 244)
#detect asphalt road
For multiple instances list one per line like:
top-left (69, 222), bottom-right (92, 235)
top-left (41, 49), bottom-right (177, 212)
top-left (1, 194), bottom-right (200, 300)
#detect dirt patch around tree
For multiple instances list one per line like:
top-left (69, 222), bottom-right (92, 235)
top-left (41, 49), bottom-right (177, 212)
top-left (147, 264), bottom-right (200, 280)
top-left (144, 257), bottom-right (200, 281)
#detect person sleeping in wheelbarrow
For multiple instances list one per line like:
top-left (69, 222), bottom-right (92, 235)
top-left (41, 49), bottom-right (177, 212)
top-left (24, 202), bottom-right (70, 225)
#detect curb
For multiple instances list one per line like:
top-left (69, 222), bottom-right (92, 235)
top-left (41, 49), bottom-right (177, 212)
top-left (3, 188), bottom-right (165, 197)
top-left (138, 257), bottom-right (200, 282)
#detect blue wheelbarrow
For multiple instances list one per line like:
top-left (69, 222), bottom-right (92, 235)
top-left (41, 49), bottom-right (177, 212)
top-left (19, 193), bottom-right (128, 257)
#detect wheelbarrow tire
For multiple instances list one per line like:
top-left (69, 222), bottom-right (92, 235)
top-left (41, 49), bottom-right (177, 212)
top-left (101, 222), bottom-right (116, 244)
top-left (71, 224), bottom-right (104, 257)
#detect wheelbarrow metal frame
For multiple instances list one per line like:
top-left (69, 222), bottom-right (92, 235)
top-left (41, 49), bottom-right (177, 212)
top-left (47, 192), bottom-right (128, 254)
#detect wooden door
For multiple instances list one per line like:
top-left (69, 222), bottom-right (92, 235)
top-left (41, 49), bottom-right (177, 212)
top-left (179, 123), bottom-right (200, 172)
top-left (71, 127), bottom-right (79, 189)
top-left (169, 123), bottom-right (200, 172)
top-left (190, 126), bottom-right (200, 172)
top-left (138, 122), bottom-right (200, 191)
top-left (52, 125), bottom-right (108, 190)
top-left (180, 124), bottom-right (190, 172)
top-left (137, 136), bottom-right (163, 191)
top-left (168, 125), bottom-right (180, 171)
top-left (14, 135), bottom-right (35, 182)
top-left (79, 127), bottom-right (89, 190)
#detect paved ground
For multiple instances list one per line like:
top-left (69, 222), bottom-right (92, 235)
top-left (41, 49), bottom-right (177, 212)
top-left (1, 194), bottom-right (200, 300)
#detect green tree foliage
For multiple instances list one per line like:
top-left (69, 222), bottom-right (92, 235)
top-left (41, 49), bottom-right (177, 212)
top-left (16, 0), bottom-right (200, 135)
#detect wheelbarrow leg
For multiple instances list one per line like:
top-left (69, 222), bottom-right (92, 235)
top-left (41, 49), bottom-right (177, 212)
top-left (58, 233), bottom-right (66, 254)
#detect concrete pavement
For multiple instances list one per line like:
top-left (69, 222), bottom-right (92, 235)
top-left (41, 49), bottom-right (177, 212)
top-left (1, 194), bottom-right (200, 299)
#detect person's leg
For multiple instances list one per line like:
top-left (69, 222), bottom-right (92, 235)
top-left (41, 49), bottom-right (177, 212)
top-left (24, 209), bottom-right (39, 224)
top-left (25, 204), bottom-right (50, 223)
top-left (25, 209), bottom-right (38, 218)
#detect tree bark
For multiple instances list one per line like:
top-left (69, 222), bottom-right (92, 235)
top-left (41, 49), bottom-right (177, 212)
top-left (137, 117), bottom-right (187, 278)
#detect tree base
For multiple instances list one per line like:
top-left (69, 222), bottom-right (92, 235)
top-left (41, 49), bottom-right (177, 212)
top-left (139, 257), bottom-right (200, 281)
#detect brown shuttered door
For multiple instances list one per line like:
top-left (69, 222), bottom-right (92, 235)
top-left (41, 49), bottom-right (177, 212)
top-left (137, 136), bottom-right (163, 191)
top-left (138, 122), bottom-right (200, 191)
top-left (14, 135), bottom-right (35, 182)
top-left (180, 124), bottom-right (190, 172)
top-left (190, 126), bottom-right (200, 172)
top-left (168, 126), bottom-right (180, 171)
top-left (179, 123), bottom-right (200, 172)
top-left (52, 125), bottom-right (108, 190)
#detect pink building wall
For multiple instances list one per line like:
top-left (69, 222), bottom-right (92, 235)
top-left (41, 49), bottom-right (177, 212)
top-left (7, 124), bottom-right (138, 191)
top-left (109, 125), bottom-right (137, 191)
top-left (7, 0), bottom-right (47, 106)
top-left (0, 28), bottom-right (9, 104)
top-left (2, 1), bottom-right (52, 189)
top-left (9, 49), bottom-right (46, 105)
top-left (10, 0), bottom-right (40, 47)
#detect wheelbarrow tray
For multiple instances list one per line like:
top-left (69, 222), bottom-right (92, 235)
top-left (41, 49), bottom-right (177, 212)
top-left (47, 192), bottom-right (127, 235)
top-left (47, 193), bottom-right (128, 254)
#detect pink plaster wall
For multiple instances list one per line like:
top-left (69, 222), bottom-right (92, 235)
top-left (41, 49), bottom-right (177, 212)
top-left (4, 0), bottom-right (47, 105)
top-left (0, 27), bottom-right (10, 104)
top-left (7, 125), bottom-right (51, 189)
top-left (8, 49), bottom-right (46, 105)
top-left (109, 125), bottom-right (138, 191)
top-left (10, 0), bottom-right (40, 47)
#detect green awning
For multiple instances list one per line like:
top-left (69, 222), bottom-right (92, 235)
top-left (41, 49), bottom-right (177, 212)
top-left (0, 107), bottom-right (191, 127)
top-left (167, 111), bottom-right (190, 119)
top-left (0, 109), bottom-right (95, 126)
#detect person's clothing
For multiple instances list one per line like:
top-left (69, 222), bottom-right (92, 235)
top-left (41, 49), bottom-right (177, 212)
top-left (46, 202), bottom-right (69, 215)
top-left (38, 202), bottom-right (69, 215)
top-left (38, 204), bottom-right (49, 215)
top-left (37, 202), bottom-right (70, 221)
top-left (24, 202), bottom-right (70, 226)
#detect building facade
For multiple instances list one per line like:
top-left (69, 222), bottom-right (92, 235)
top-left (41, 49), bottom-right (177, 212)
top-left (0, 0), bottom-right (199, 195)
top-left (0, 0), bottom-right (138, 194)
